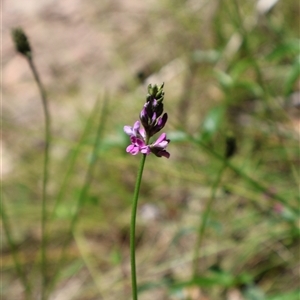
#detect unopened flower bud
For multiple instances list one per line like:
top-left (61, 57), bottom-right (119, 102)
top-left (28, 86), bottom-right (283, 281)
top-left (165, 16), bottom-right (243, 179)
top-left (11, 28), bottom-right (32, 58)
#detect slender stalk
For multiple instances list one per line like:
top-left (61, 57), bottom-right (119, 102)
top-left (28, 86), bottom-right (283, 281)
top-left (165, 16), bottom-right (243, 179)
top-left (1, 200), bottom-right (32, 299)
top-left (27, 56), bottom-right (51, 300)
top-left (48, 96), bottom-right (108, 294)
top-left (231, 0), bottom-right (299, 185)
top-left (50, 96), bottom-right (101, 219)
top-left (188, 136), bottom-right (293, 210)
top-left (192, 163), bottom-right (226, 277)
top-left (130, 154), bottom-right (147, 300)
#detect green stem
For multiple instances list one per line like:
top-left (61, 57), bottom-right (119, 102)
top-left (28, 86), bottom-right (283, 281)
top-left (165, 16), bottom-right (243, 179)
top-left (189, 136), bottom-right (294, 210)
top-left (0, 200), bottom-right (32, 299)
top-left (230, 0), bottom-right (298, 184)
top-left (27, 56), bottom-right (51, 300)
top-left (47, 96), bottom-right (108, 294)
top-left (50, 96), bottom-right (101, 219)
top-left (130, 154), bottom-right (147, 300)
top-left (192, 163), bottom-right (226, 277)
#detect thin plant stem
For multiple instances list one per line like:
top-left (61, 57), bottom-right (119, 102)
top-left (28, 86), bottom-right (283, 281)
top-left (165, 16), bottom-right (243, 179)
top-left (73, 231), bottom-right (104, 298)
top-left (48, 96), bottom-right (108, 294)
top-left (192, 163), bottom-right (226, 277)
top-left (50, 96), bottom-right (101, 219)
top-left (0, 200), bottom-right (32, 299)
top-left (230, 0), bottom-right (299, 184)
top-left (130, 154), bottom-right (147, 300)
top-left (26, 56), bottom-right (51, 300)
top-left (189, 136), bottom-right (294, 210)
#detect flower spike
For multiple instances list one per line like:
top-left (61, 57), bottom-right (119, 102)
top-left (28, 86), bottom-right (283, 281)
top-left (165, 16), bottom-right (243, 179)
top-left (124, 83), bottom-right (170, 158)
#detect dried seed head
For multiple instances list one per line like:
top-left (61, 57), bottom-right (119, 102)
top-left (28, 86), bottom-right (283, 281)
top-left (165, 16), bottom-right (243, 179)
top-left (12, 28), bottom-right (32, 58)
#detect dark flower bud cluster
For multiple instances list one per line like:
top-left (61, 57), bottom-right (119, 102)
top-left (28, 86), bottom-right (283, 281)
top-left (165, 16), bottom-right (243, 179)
top-left (124, 83), bottom-right (170, 158)
top-left (139, 83), bottom-right (168, 138)
top-left (11, 28), bottom-right (32, 58)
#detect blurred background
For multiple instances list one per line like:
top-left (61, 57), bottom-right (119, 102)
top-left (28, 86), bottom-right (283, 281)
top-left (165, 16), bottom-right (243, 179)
top-left (2, 0), bottom-right (299, 299)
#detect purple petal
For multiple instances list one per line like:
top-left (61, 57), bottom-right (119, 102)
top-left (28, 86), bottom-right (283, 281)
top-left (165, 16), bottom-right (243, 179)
top-left (124, 121), bottom-right (141, 137)
top-left (126, 144), bottom-right (135, 153)
top-left (131, 147), bottom-right (140, 155)
top-left (158, 150), bottom-right (170, 158)
top-left (124, 126), bottom-right (133, 136)
top-left (140, 107), bottom-right (147, 119)
top-left (158, 141), bottom-right (168, 148)
top-left (130, 136), bottom-right (137, 143)
top-left (153, 133), bottom-right (167, 146)
top-left (150, 147), bottom-right (170, 158)
top-left (139, 127), bottom-right (146, 140)
top-left (157, 113), bottom-right (168, 128)
top-left (136, 138), bottom-right (146, 147)
top-left (161, 113), bottom-right (168, 124)
top-left (126, 144), bottom-right (140, 155)
top-left (151, 112), bottom-right (156, 124)
top-left (140, 145), bottom-right (151, 154)
top-left (151, 113), bottom-right (168, 136)
top-left (133, 121), bottom-right (140, 135)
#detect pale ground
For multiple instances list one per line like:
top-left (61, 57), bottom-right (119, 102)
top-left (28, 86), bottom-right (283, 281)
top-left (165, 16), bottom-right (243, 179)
top-left (3, 0), bottom-right (175, 178)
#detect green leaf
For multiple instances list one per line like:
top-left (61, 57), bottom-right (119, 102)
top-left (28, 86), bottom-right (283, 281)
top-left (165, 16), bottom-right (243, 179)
top-left (266, 290), bottom-right (300, 300)
top-left (230, 59), bottom-right (254, 80)
top-left (215, 70), bottom-right (234, 90)
top-left (171, 272), bottom-right (236, 290)
top-left (199, 106), bottom-right (225, 143)
top-left (109, 247), bottom-right (122, 265)
top-left (167, 130), bottom-right (189, 142)
top-left (284, 56), bottom-right (300, 96)
top-left (192, 49), bottom-right (220, 63)
top-left (267, 39), bottom-right (300, 62)
top-left (235, 81), bottom-right (264, 98)
top-left (244, 286), bottom-right (266, 300)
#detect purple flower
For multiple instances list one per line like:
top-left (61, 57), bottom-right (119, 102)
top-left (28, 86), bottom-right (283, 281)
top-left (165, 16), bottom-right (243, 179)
top-left (151, 113), bottom-right (168, 136)
top-left (124, 121), bottom-right (141, 137)
top-left (126, 135), bottom-right (150, 155)
top-left (124, 123), bottom-right (170, 158)
top-left (124, 121), bottom-right (146, 140)
top-left (150, 133), bottom-right (170, 158)
top-left (124, 83), bottom-right (170, 158)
